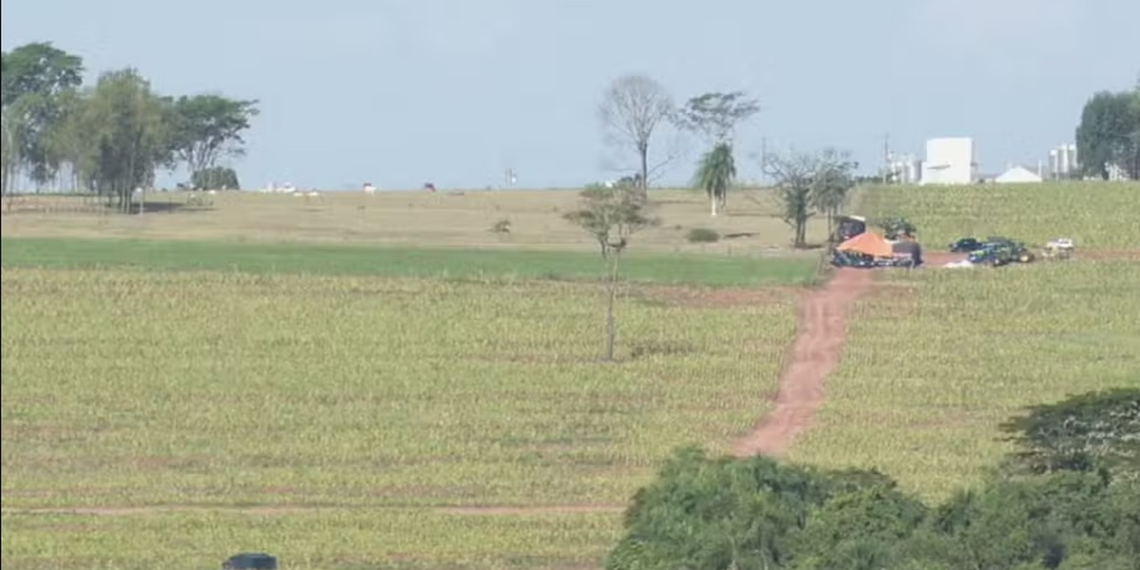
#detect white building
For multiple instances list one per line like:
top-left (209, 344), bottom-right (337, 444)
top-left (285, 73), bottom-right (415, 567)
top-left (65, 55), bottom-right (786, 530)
top-left (921, 137), bottom-right (977, 185)
top-left (888, 153), bottom-right (923, 184)
top-left (1047, 144), bottom-right (1079, 179)
top-left (995, 165), bottom-right (1043, 184)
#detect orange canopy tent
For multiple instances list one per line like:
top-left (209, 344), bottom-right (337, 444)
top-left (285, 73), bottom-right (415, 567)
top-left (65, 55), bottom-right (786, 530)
top-left (837, 232), bottom-right (894, 258)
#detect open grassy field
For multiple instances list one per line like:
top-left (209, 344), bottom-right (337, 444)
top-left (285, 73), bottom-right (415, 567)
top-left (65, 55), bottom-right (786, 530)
top-left (0, 265), bottom-right (800, 569)
top-left (0, 237), bottom-right (819, 288)
top-left (0, 188), bottom-right (831, 256)
top-left (5, 180), bottom-right (1139, 568)
top-left (789, 181), bottom-right (1140, 502)
top-left (862, 181), bottom-right (1140, 249)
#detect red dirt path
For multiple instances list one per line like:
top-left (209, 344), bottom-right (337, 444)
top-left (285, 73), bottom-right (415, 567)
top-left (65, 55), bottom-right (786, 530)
top-left (732, 268), bottom-right (873, 458)
top-left (3, 268), bottom-right (886, 519)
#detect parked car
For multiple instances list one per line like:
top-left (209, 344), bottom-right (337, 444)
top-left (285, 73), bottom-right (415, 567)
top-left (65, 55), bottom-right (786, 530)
top-left (948, 237), bottom-right (984, 253)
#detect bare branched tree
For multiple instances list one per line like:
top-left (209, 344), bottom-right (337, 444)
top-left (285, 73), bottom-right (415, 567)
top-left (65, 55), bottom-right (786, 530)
top-left (765, 151), bottom-right (818, 249)
top-left (598, 74), bottom-right (675, 197)
top-left (810, 148), bottom-right (858, 237)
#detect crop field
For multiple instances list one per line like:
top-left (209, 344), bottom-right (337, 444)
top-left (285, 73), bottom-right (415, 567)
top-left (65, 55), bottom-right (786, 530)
top-left (0, 267), bottom-right (800, 569)
top-left (0, 237), bottom-right (820, 289)
top-left (862, 181), bottom-right (1140, 249)
top-left (790, 182), bottom-right (1140, 502)
top-left (6, 180), bottom-right (1139, 568)
top-left (0, 188), bottom-right (832, 255)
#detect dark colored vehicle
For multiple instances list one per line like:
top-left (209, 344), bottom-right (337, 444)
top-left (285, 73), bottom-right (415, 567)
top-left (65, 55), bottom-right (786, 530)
top-left (223, 553), bottom-right (277, 569)
top-left (984, 237), bottom-right (1036, 263)
top-left (968, 244), bottom-right (1014, 266)
top-left (830, 250), bottom-right (875, 268)
top-left (833, 215), bottom-right (867, 243)
top-left (968, 241), bottom-right (1035, 266)
top-left (948, 237), bottom-right (983, 253)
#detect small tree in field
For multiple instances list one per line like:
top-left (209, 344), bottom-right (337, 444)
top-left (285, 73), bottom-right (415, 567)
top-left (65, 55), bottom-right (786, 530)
top-left (565, 183), bottom-right (658, 361)
top-left (692, 142), bottom-right (736, 217)
top-left (766, 151), bottom-right (817, 249)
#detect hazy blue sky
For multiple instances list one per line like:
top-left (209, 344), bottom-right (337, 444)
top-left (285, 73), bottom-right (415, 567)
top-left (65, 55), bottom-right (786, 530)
top-left (3, 0), bottom-right (1137, 189)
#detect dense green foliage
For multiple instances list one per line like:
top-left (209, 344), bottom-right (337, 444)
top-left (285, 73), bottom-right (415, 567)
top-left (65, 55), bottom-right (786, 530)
top-left (1076, 89), bottom-right (1140, 180)
top-left (609, 445), bottom-right (1139, 569)
top-left (190, 166), bottom-right (241, 190)
top-left (1, 42), bottom-right (257, 204)
top-left (692, 142), bottom-right (737, 216)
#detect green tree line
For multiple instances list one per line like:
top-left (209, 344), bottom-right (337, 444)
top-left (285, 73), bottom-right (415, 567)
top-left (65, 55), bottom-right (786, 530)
top-left (607, 389), bottom-right (1140, 569)
top-left (1076, 78), bottom-right (1140, 180)
top-left (1, 42), bottom-right (258, 211)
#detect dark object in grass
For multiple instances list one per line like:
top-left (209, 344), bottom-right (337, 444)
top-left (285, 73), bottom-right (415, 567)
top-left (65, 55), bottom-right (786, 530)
top-left (223, 553), bottom-right (277, 569)
top-left (686, 228), bottom-right (720, 243)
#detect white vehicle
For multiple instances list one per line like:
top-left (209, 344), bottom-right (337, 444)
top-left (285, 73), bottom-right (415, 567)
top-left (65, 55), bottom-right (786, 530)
top-left (1043, 238), bottom-right (1075, 260)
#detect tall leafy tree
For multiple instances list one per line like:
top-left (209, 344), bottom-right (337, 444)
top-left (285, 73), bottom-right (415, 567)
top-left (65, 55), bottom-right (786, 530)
top-left (0, 42), bottom-right (83, 105)
top-left (1076, 90), bottom-right (1140, 180)
top-left (0, 42), bottom-right (84, 188)
top-left (41, 87), bottom-right (88, 191)
top-left (1, 106), bottom-right (20, 196)
top-left (677, 91), bottom-right (759, 216)
top-left (75, 69), bottom-right (171, 212)
top-left (693, 142), bottom-right (736, 216)
top-left (1131, 77), bottom-right (1140, 171)
top-left (675, 91), bottom-right (760, 145)
top-left (169, 94), bottom-right (258, 188)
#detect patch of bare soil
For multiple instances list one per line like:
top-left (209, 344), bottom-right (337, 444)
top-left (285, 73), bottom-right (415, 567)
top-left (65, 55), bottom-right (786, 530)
top-left (924, 252), bottom-right (968, 266)
top-left (732, 268), bottom-right (873, 457)
top-left (1078, 249), bottom-right (1140, 261)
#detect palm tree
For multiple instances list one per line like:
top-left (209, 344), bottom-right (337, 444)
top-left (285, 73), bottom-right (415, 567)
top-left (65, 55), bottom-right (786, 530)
top-left (693, 142), bottom-right (736, 216)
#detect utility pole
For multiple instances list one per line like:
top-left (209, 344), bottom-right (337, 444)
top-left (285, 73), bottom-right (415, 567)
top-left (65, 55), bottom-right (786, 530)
top-left (759, 136), bottom-right (768, 186)
top-left (880, 133), bottom-right (889, 184)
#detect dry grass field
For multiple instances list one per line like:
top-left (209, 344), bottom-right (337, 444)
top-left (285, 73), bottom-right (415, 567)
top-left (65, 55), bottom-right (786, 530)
top-left (1, 188), bottom-right (831, 256)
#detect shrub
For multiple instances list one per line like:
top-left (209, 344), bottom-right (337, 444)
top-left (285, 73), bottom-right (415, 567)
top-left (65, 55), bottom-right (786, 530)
top-left (686, 228), bottom-right (720, 243)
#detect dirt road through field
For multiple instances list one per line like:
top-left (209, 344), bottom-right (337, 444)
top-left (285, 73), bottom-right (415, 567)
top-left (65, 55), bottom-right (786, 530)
top-left (732, 268), bottom-right (872, 457)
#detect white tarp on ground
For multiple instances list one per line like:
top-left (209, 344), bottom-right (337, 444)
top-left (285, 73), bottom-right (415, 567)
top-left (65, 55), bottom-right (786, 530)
top-left (944, 260), bottom-right (975, 269)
